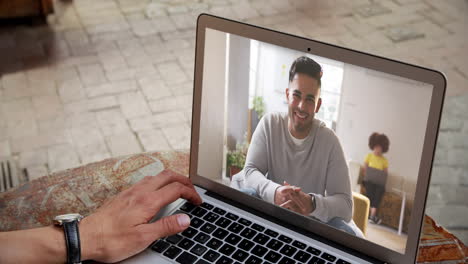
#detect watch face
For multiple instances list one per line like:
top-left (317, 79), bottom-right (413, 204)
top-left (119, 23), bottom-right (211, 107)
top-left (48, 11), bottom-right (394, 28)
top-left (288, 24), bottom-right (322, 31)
top-left (54, 213), bottom-right (83, 223)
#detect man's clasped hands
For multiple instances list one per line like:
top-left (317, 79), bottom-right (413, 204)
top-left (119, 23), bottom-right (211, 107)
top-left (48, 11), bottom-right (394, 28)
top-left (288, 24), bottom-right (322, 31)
top-left (274, 181), bottom-right (315, 216)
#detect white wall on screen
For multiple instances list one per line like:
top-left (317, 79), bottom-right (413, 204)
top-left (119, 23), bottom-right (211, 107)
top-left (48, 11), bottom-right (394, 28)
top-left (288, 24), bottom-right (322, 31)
top-left (198, 29), bottom-right (227, 179)
top-left (336, 64), bottom-right (432, 195)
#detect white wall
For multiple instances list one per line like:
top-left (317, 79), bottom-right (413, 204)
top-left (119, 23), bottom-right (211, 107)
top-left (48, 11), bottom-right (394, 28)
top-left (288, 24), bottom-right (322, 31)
top-left (336, 64), bottom-right (433, 195)
top-left (197, 29), bottom-right (227, 180)
top-left (226, 34), bottom-right (250, 149)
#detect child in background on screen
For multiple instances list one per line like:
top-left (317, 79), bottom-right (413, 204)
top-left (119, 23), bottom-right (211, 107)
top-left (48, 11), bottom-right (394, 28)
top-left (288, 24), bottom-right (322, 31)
top-left (362, 132), bottom-right (390, 224)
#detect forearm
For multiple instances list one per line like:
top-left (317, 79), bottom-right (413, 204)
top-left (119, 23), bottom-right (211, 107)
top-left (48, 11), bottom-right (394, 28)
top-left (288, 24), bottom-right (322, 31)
top-left (311, 193), bottom-right (353, 222)
top-left (244, 123), bottom-right (279, 203)
top-left (0, 216), bottom-right (100, 263)
top-left (244, 167), bottom-right (280, 203)
top-left (0, 226), bottom-right (66, 264)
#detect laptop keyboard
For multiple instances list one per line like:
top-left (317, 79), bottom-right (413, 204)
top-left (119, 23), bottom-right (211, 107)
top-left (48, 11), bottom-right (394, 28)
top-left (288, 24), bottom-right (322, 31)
top-left (151, 202), bottom-right (352, 264)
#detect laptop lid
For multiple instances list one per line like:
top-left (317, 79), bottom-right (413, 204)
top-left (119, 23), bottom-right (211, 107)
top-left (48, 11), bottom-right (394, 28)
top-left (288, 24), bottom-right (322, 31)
top-left (189, 14), bottom-right (446, 263)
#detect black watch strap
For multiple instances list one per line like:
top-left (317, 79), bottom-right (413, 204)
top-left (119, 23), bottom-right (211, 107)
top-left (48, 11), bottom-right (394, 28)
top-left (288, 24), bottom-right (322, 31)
top-left (63, 220), bottom-right (81, 264)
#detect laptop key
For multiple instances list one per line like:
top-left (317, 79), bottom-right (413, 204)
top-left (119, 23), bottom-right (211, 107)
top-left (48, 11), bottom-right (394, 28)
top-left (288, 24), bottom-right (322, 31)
top-left (166, 234), bottom-right (183, 244)
top-left (337, 259), bottom-right (351, 264)
top-left (240, 228), bottom-right (257, 239)
top-left (228, 223), bottom-right (244, 233)
top-left (309, 256), bottom-right (325, 264)
top-left (265, 229), bottom-right (279, 237)
top-left (232, 249), bottom-right (250, 262)
top-left (180, 202), bottom-right (196, 212)
top-left (245, 255), bottom-right (262, 264)
top-left (216, 256), bottom-right (234, 264)
top-left (278, 235), bottom-right (292, 243)
top-left (251, 223), bottom-right (265, 232)
top-left (213, 207), bottom-right (227, 215)
top-left (176, 252), bottom-right (198, 264)
top-left (265, 250), bottom-right (282, 263)
top-left (178, 238), bottom-right (195, 250)
top-left (278, 256), bottom-right (295, 264)
top-left (163, 246), bottom-right (182, 259)
top-left (151, 240), bottom-right (170, 253)
top-left (173, 210), bottom-right (187, 217)
top-left (238, 239), bottom-right (255, 251)
top-left (196, 259), bottom-right (210, 264)
top-left (251, 245), bottom-right (268, 257)
top-left (206, 237), bottom-right (223, 250)
top-left (253, 233), bottom-right (270, 245)
top-left (239, 218), bottom-right (252, 226)
top-left (226, 212), bottom-right (239, 221)
top-left (306, 246), bottom-right (321, 256)
top-left (193, 207), bottom-right (208, 218)
top-left (213, 228), bottom-right (229, 239)
top-left (266, 239), bottom-right (284, 251)
top-left (292, 240), bottom-right (306, 250)
top-left (321, 252), bottom-right (336, 262)
top-left (191, 244), bottom-right (208, 256)
top-left (201, 223), bottom-right (216, 234)
top-left (294, 250), bottom-right (311, 262)
top-left (182, 227), bottom-right (198, 238)
top-left (203, 249), bottom-right (221, 262)
top-left (280, 245), bottom-right (297, 257)
top-left (215, 217), bottom-right (232, 228)
top-left (204, 212), bottom-right (220, 222)
top-left (225, 233), bottom-right (242, 245)
top-left (194, 232), bottom-right (210, 244)
top-left (201, 202), bottom-right (214, 210)
top-left (191, 217), bottom-right (205, 228)
top-left (220, 243), bottom-right (236, 256)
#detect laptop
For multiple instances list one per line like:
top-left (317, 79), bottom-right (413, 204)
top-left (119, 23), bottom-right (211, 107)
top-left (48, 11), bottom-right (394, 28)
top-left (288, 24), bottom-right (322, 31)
top-left (123, 14), bottom-right (446, 264)
top-left (364, 167), bottom-right (388, 186)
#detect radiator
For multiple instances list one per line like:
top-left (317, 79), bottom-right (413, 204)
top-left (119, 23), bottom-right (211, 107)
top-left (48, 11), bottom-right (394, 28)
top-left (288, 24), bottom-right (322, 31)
top-left (0, 158), bottom-right (19, 192)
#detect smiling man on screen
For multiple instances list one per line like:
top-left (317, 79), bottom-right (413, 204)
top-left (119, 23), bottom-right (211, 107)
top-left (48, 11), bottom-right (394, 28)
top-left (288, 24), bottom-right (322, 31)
top-left (235, 56), bottom-right (355, 235)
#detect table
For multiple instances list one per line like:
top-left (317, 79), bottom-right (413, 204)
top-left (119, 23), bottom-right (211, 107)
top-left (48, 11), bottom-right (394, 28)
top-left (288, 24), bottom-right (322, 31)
top-left (0, 151), bottom-right (466, 263)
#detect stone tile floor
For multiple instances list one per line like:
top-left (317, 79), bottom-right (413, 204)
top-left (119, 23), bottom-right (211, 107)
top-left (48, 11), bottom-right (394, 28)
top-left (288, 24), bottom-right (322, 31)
top-left (0, 0), bottom-right (467, 243)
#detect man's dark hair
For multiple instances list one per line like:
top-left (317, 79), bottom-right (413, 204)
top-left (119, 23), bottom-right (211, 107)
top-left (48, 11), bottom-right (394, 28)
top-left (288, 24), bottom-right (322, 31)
top-left (289, 56), bottom-right (322, 87)
top-left (369, 132), bottom-right (390, 153)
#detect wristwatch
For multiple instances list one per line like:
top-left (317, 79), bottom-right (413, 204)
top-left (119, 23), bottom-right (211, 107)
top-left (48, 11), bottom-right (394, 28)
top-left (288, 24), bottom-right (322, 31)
top-left (54, 213), bottom-right (84, 264)
top-left (310, 194), bottom-right (316, 212)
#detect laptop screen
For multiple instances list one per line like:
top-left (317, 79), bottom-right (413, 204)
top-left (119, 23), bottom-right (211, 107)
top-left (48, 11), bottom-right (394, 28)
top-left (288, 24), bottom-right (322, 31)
top-left (196, 28), bottom-right (434, 254)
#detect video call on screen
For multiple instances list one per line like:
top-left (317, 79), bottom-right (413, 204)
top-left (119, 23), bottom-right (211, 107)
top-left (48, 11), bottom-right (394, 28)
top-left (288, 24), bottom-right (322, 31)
top-left (197, 28), bottom-right (434, 253)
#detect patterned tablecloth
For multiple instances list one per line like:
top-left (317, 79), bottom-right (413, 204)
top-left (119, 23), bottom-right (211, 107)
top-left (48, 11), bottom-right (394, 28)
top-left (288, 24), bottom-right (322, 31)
top-left (0, 151), bottom-right (466, 263)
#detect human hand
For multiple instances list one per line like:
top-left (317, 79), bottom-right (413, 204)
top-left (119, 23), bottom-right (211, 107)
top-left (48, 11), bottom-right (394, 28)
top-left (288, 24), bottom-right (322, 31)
top-left (274, 181), bottom-right (298, 205)
top-left (278, 182), bottom-right (314, 215)
top-left (80, 170), bottom-right (202, 263)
